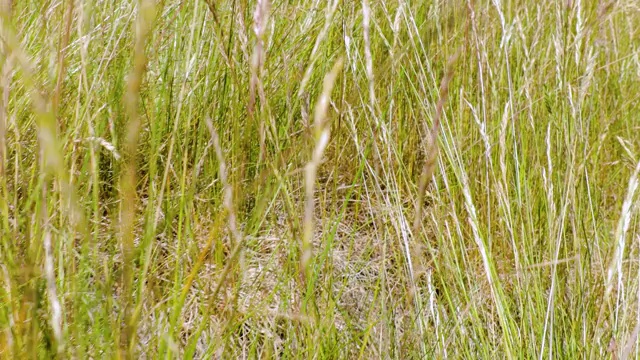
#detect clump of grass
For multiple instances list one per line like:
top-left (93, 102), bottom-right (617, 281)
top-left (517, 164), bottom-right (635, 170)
top-left (1, 0), bottom-right (640, 358)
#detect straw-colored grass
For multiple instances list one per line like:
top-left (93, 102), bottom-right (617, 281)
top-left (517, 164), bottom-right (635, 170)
top-left (1, 0), bottom-right (640, 358)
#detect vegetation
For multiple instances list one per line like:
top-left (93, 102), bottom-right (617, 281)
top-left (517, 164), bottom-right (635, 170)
top-left (1, 0), bottom-right (640, 358)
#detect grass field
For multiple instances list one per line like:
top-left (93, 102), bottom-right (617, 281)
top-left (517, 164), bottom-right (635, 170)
top-left (1, 0), bottom-right (640, 358)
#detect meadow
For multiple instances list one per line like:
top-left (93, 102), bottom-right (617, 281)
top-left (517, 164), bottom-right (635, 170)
top-left (1, 0), bottom-right (640, 358)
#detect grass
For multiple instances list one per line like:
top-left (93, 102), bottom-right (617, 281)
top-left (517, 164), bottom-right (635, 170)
top-left (1, 0), bottom-right (640, 358)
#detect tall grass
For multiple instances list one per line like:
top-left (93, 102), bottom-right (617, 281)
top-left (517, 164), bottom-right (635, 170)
top-left (1, 0), bottom-right (640, 358)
